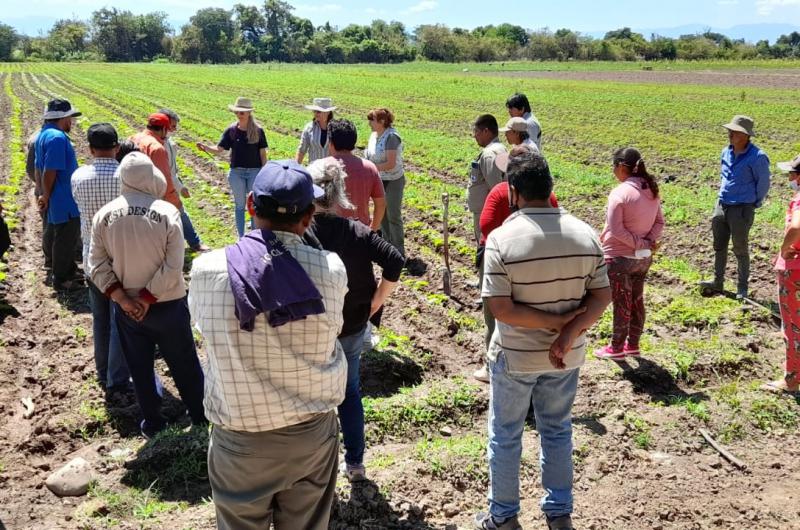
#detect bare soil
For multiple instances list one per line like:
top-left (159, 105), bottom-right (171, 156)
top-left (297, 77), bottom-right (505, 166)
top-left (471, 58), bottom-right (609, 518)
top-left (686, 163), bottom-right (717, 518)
top-left (0, 72), bottom-right (798, 530)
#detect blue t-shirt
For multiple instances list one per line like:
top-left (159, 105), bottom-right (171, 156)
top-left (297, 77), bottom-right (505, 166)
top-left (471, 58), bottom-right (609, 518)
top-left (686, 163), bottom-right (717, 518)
top-left (35, 123), bottom-right (80, 224)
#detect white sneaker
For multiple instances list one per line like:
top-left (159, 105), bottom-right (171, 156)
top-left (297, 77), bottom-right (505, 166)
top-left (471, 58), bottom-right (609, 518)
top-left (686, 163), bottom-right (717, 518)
top-left (473, 364), bottom-right (490, 384)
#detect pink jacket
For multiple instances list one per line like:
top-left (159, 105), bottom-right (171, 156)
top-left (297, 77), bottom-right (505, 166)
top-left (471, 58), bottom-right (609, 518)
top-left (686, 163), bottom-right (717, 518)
top-left (600, 177), bottom-right (664, 258)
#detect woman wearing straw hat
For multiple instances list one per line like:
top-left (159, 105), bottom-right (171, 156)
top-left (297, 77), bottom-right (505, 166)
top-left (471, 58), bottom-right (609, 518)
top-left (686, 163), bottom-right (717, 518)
top-left (296, 97), bottom-right (336, 165)
top-left (499, 117), bottom-right (540, 153)
top-left (197, 97), bottom-right (269, 238)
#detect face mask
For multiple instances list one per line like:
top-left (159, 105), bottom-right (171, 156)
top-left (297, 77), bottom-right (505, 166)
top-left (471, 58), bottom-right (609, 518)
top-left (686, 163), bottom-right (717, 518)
top-left (791, 180), bottom-right (799, 191)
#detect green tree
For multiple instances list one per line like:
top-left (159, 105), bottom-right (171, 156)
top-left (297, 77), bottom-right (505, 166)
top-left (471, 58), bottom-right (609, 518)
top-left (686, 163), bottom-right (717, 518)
top-left (174, 8), bottom-right (240, 63)
top-left (0, 23), bottom-right (18, 61)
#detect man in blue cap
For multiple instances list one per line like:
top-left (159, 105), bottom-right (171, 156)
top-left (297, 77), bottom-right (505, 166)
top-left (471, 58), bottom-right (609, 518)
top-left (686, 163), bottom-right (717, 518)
top-left (189, 160), bottom-right (348, 530)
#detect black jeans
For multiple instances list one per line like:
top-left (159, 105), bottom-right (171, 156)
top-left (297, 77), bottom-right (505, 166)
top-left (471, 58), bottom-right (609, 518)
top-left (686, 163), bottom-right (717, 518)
top-left (50, 217), bottom-right (79, 284)
top-left (711, 201), bottom-right (754, 292)
top-left (114, 296), bottom-right (206, 430)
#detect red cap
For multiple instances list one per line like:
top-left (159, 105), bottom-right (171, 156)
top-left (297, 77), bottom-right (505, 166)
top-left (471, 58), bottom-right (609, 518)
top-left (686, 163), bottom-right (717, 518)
top-left (147, 113), bottom-right (170, 128)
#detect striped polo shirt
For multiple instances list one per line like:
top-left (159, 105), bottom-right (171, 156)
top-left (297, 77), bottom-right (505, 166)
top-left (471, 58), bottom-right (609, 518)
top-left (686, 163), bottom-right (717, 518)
top-left (482, 207), bottom-right (609, 374)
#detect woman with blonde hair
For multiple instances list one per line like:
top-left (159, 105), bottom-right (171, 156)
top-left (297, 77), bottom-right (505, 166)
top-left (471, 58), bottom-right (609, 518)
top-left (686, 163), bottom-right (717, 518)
top-left (197, 97), bottom-right (268, 237)
top-left (305, 158), bottom-right (405, 483)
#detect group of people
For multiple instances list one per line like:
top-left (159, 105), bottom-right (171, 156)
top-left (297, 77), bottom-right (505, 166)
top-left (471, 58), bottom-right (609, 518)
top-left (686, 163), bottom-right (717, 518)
top-left (0, 88), bottom-right (797, 530)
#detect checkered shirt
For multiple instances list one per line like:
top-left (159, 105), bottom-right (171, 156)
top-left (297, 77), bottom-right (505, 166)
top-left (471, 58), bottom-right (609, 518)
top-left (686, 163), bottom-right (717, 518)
top-left (188, 231), bottom-right (348, 432)
top-left (71, 158), bottom-right (120, 272)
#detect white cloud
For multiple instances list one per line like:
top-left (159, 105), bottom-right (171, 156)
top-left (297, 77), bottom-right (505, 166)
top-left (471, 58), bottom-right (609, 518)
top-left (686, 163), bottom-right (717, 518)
top-left (756, 0), bottom-right (800, 16)
top-left (405, 0), bottom-right (438, 14)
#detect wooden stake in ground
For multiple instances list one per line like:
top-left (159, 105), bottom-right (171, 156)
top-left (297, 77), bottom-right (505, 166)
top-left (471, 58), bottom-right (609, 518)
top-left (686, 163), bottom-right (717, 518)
top-left (700, 429), bottom-right (747, 470)
top-left (441, 192), bottom-right (452, 296)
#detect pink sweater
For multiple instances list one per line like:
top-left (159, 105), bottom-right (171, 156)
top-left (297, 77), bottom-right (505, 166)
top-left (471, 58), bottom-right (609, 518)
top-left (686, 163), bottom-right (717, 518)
top-left (600, 177), bottom-right (664, 258)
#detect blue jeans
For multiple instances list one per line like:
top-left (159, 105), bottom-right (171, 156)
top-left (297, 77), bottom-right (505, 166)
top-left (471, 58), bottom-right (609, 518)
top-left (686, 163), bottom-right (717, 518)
top-left (88, 281), bottom-right (129, 388)
top-left (228, 167), bottom-right (259, 237)
top-left (336, 326), bottom-right (367, 465)
top-left (487, 353), bottom-right (579, 520)
top-left (180, 208), bottom-right (201, 248)
top-left (114, 297), bottom-right (206, 431)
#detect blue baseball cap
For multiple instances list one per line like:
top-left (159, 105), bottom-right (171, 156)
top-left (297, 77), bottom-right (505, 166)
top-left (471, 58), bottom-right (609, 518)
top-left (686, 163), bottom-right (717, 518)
top-left (252, 160), bottom-right (324, 215)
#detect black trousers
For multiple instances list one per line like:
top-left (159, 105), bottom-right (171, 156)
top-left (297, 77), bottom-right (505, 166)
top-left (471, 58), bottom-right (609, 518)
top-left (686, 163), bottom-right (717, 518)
top-left (50, 217), bottom-right (80, 284)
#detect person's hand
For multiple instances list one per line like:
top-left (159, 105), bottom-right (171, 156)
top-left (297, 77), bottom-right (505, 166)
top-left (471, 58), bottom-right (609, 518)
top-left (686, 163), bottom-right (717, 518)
top-left (782, 246), bottom-right (798, 260)
top-left (549, 321), bottom-right (581, 370)
top-left (117, 295), bottom-right (145, 321)
top-left (133, 296), bottom-right (151, 321)
top-left (37, 195), bottom-right (49, 213)
top-left (180, 187), bottom-right (191, 199)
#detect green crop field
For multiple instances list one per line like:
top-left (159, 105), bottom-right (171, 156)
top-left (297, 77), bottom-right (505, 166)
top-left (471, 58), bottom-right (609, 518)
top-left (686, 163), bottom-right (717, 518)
top-left (1, 61), bottom-right (799, 529)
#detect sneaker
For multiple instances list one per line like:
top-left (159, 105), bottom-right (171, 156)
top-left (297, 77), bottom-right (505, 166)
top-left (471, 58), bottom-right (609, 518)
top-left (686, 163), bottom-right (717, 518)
top-left (623, 342), bottom-right (640, 356)
top-left (140, 419), bottom-right (165, 440)
top-left (189, 243), bottom-right (211, 252)
top-left (593, 345), bottom-right (625, 361)
top-left (342, 462), bottom-right (366, 482)
top-left (698, 279), bottom-right (723, 294)
top-left (473, 511), bottom-right (522, 530)
top-left (473, 364), bottom-right (490, 384)
top-left (736, 289), bottom-right (748, 301)
top-left (546, 515), bottom-right (574, 530)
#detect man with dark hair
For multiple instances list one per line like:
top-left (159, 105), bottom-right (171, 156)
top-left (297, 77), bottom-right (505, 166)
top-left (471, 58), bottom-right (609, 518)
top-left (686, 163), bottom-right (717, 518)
top-left (700, 115), bottom-right (770, 300)
top-left (129, 113), bottom-right (182, 211)
top-left (157, 108), bottom-right (209, 252)
top-left (470, 113), bottom-right (507, 383)
top-left (189, 160), bottom-right (348, 530)
top-left (506, 93), bottom-right (542, 152)
top-left (35, 99), bottom-right (83, 291)
top-left (475, 153), bottom-right (611, 530)
top-left (89, 152), bottom-right (206, 439)
top-left (71, 123), bottom-right (130, 391)
top-left (326, 119), bottom-right (385, 231)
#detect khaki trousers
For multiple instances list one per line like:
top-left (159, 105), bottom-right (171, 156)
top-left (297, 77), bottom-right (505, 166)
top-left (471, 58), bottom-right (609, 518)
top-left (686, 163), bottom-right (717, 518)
top-left (208, 411), bottom-right (339, 530)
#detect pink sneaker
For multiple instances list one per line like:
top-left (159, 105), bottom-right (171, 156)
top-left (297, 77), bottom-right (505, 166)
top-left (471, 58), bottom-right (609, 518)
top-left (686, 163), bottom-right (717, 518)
top-left (593, 345), bottom-right (625, 360)
top-left (623, 343), bottom-right (640, 356)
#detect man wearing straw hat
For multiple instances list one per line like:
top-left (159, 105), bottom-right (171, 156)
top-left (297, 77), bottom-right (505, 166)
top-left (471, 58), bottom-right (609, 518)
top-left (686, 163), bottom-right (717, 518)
top-left (700, 115), bottom-right (771, 300)
top-left (297, 97), bottom-right (336, 165)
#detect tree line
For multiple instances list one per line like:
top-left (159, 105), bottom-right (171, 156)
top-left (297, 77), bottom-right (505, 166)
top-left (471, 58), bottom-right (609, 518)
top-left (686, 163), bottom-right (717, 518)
top-left (1, 1), bottom-right (800, 64)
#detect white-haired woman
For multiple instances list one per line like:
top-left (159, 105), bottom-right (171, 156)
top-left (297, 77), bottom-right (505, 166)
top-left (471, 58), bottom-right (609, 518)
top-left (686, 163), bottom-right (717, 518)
top-left (296, 97), bottom-right (336, 165)
top-left (197, 97), bottom-right (268, 238)
top-left (305, 158), bottom-right (405, 483)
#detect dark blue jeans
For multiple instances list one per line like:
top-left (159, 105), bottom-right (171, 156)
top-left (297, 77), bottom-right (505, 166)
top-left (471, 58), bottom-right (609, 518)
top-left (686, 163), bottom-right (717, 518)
top-left (114, 296), bottom-right (206, 431)
top-left (180, 209), bottom-right (201, 248)
top-left (336, 326), bottom-right (367, 465)
top-left (88, 281), bottom-right (130, 388)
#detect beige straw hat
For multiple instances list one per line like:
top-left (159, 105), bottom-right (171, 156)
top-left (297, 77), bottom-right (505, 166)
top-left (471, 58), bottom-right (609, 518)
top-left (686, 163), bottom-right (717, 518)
top-left (228, 97), bottom-right (255, 112)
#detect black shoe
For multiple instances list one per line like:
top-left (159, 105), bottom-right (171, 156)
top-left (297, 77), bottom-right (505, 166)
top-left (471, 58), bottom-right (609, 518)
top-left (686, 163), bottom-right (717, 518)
top-left (54, 279), bottom-right (85, 292)
top-left (546, 515), bottom-right (574, 530)
top-left (140, 419), bottom-right (166, 440)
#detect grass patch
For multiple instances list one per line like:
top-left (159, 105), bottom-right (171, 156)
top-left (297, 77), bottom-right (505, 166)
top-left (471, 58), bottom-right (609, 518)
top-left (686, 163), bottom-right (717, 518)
top-left (363, 378), bottom-right (485, 441)
top-left (666, 396), bottom-right (710, 422)
top-left (414, 434), bottom-right (487, 483)
top-left (79, 481), bottom-right (185, 525)
top-left (747, 397), bottom-right (798, 432)
top-left (623, 412), bottom-right (652, 449)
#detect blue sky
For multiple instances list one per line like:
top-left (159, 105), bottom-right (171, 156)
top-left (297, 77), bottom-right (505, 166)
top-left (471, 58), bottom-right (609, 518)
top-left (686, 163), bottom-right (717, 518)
top-left (3, 0), bottom-right (800, 36)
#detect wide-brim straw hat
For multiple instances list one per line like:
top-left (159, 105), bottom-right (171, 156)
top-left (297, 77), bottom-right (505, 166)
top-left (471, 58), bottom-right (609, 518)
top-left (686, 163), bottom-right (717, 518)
top-left (228, 97), bottom-right (255, 112)
top-left (304, 97), bottom-right (337, 112)
top-left (722, 115), bottom-right (756, 137)
top-left (777, 155), bottom-right (800, 173)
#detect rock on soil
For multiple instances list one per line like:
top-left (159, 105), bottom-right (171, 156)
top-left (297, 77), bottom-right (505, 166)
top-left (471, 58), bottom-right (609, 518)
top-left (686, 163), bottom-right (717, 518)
top-left (45, 457), bottom-right (93, 497)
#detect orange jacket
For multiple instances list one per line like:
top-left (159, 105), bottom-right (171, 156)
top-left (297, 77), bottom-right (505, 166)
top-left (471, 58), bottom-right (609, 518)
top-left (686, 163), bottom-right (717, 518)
top-left (129, 130), bottom-right (182, 210)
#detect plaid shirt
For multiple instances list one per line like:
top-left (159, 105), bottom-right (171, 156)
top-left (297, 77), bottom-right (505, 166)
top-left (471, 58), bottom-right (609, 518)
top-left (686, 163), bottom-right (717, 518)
top-left (297, 120), bottom-right (329, 164)
top-left (188, 231), bottom-right (348, 432)
top-left (71, 158), bottom-right (120, 272)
